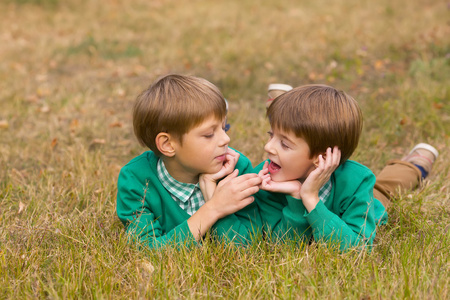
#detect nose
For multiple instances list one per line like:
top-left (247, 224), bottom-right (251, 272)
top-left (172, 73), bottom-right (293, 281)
top-left (220, 130), bottom-right (230, 147)
top-left (264, 138), bottom-right (275, 155)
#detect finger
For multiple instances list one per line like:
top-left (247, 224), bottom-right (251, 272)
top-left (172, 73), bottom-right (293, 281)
top-left (239, 185), bottom-right (260, 198)
top-left (258, 166), bottom-right (269, 177)
top-left (258, 169), bottom-right (265, 178)
top-left (246, 175), bottom-right (263, 187)
top-left (223, 156), bottom-right (235, 170)
top-left (333, 146), bottom-right (341, 165)
top-left (327, 146), bottom-right (337, 165)
top-left (324, 147), bottom-right (333, 168)
top-left (223, 154), bottom-right (236, 167)
top-left (213, 165), bottom-right (233, 180)
top-left (236, 196), bottom-right (254, 210)
top-left (231, 173), bottom-right (260, 184)
top-left (226, 150), bottom-right (239, 165)
top-left (321, 151), bottom-right (335, 175)
top-left (260, 176), bottom-right (273, 189)
top-left (227, 148), bottom-right (238, 157)
top-left (227, 151), bottom-right (239, 163)
top-left (260, 173), bottom-right (271, 181)
top-left (220, 169), bottom-right (239, 185)
top-left (234, 175), bottom-right (262, 191)
top-left (259, 176), bottom-right (270, 188)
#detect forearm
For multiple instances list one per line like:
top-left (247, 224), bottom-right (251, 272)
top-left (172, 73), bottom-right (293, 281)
top-left (198, 175), bottom-right (217, 202)
top-left (125, 217), bottom-right (196, 249)
top-left (305, 200), bottom-right (375, 251)
top-left (187, 202), bottom-right (221, 240)
top-left (279, 196), bottom-right (374, 250)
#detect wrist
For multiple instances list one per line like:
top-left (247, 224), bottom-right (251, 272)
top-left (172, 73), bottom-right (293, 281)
top-left (200, 174), bottom-right (217, 183)
top-left (290, 190), bottom-right (301, 199)
top-left (200, 200), bottom-right (222, 221)
top-left (301, 194), bottom-right (320, 213)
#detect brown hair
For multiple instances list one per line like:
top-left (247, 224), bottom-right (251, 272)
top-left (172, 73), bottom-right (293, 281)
top-left (267, 84), bottom-right (363, 164)
top-left (133, 74), bottom-right (226, 156)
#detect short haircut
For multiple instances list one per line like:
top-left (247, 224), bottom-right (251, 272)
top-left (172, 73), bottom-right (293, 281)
top-left (267, 84), bottom-right (363, 164)
top-left (133, 74), bottom-right (226, 156)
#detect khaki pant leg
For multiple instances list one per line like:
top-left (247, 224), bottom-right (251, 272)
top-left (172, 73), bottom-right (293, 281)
top-left (373, 160), bottom-right (422, 208)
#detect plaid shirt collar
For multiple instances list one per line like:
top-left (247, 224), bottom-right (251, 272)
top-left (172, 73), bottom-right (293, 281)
top-left (157, 159), bottom-right (205, 215)
top-left (319, 179), bottom-right (332, 203)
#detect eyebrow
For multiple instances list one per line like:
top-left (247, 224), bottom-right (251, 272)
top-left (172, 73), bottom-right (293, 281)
top-left (201, 124), bottom-right (217, 131)
top-left (198, 122), bottom-right (220, 133)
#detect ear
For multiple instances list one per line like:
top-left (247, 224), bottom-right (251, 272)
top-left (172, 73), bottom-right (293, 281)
top-left (312, 152), bottom-right (325, 167)
top-left (155, 132), bottom-right (176, 157)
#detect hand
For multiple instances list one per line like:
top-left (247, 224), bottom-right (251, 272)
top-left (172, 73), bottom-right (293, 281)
top-left (258, 161), bottom-right (302, 197)
top-left (199, 148), bottom-right (240, 201)
top-left (205, 169), bottom-right (261, 219)
top-left (300, 147), bottom-right (341, 212)
top-left (187, 169), bottom-right (261, 241)
top-left (211, 148), bottom-right (241, 181)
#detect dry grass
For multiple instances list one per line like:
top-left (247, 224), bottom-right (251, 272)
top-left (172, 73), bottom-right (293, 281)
top-left (1, 0), bottom-right (449, 298)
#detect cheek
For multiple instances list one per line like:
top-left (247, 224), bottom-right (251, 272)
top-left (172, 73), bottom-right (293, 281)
top-left (285, 160), bottom-right (314, 179)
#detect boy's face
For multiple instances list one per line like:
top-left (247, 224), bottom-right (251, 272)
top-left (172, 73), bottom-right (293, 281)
top-left (264, 128), bottom-right (317, 182)
top-left (168, 116), bottom-right (230, 183)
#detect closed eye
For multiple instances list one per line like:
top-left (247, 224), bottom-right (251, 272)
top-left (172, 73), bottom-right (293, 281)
top-left (281, 140), bottom-right (290, 149)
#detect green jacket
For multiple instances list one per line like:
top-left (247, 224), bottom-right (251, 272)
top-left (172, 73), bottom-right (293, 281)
top-left (116, 150), bottom-right (258, 248)
top-left (248, 160), bottom-right (388, 251)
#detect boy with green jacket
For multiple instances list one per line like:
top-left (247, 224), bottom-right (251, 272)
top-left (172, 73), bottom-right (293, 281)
top-left (116, 74), bottom-right (261, 248)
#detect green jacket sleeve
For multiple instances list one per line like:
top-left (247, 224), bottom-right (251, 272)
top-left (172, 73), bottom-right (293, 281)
top-left (116, 165), bottom-right (196, 249)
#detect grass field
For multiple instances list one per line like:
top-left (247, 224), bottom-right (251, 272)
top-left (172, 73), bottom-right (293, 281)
top-left (1, 0), bottom-right (449, 298)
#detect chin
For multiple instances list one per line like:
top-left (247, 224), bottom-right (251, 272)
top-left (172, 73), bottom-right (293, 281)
top-left (208, 165), bottom-right (223, 174)
top-left (271, 172), bottom-right (300, 182)
top-left (270, 173), bottom-right (287, 182)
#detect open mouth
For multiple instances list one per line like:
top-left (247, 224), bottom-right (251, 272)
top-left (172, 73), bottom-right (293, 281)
top-left (268, 161), bottom-right (281, 173)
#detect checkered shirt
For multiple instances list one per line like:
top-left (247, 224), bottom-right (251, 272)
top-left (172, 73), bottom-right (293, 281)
top-left (157, 159), bottom-right (205, 216)
top-left (318, 179), bottom-right (332, 203)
